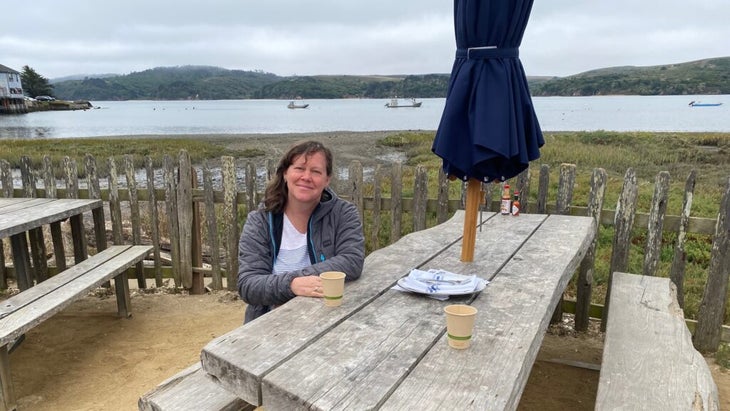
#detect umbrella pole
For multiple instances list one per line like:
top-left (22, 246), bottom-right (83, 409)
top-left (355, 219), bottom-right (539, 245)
top-left (461, 178), bottom-right (481, 262)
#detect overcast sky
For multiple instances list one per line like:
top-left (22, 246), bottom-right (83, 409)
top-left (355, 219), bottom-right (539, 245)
top-left (3, 1), bottom-right (728, 80)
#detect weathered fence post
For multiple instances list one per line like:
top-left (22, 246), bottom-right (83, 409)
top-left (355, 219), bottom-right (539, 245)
top-left (390, 163), bottom-right (403, 243)
top-left (108, 157), bottom-right (124, 245)
top-left (536, 164), bottom-right (549, 214)
top-left (189, 166), bottom-right (204, 294)
top-left (20, 156), bottom-right (47, 286)
top-left (602, 168), bottom-right (638, 332)
top-left (437, 167), bottom-right (450, 223)
top-left (177, 150), bottom-right (194, 290)
top-left (642, 172), bottom-right (670, 277)
top-left (203, 161), bottom-right (222, 290)
top-left (221, 156), bottom-right (238, 291)
top-left (0, 160), bottom-right (11, 198)
top-left (144, 155), bottom-right (163, 287)
top-left (125, 155), bottom-right (146, 288)
top-left (552, 163), bottom-right (576, 324)
top-left (693, 176), bottom-right (730, 352)
top-left (413, 165), bottom-right (428, 232)
top-left (349, 161), bottom-right (364, 223)
top-left (0, 159), bottom-right (10, 289)
top-left (246, 162), bottom-right (256, 214)
top-left (45, 156), bottom-right (66, 272)
top-left (85, 154), bottom-right (108, 253)
top-left (575, 168), bottom-right (607, 332)
top-left (163, 155), bottom-right (182, 287)
top-left (670, 170), bottom-right (696, 308)
top-left (516, 168), bottom-right (530, 214)
top-left (370, 165), bottom-right (383, 252)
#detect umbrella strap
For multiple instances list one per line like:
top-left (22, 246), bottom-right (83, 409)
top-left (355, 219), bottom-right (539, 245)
top-left (456, 47), bottom-right (518, 60)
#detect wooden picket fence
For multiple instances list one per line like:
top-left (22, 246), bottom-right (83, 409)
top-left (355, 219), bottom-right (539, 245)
top-left (0, 152), bottom-right (728, 351)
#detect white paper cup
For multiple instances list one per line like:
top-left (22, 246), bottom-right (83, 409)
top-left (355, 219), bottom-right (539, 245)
top-left (444, 304), bottom-right (478, 349)
top-left (319, 271), bottom-right (346, 307)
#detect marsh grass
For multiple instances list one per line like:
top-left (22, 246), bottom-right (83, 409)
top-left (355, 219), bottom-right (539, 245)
top-left (2, 132), bottom-right (728, 321)
top-left (377, 130), bottom-right (730, 322)
top-left (0, 137), bottom-right (262, 178)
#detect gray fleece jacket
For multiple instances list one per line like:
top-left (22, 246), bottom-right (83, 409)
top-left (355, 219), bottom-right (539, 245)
top-left (237, 188), bottom-right (365, 323)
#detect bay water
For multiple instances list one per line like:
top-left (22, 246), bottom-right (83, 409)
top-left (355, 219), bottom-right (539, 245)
top-left (1, 95), bottom-right (729, 139)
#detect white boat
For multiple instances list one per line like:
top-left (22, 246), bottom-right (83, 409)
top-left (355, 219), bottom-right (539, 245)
top-left (287, 101), bottom-right (309, 109)
top-left (385, 97), bottom-right (422, 108)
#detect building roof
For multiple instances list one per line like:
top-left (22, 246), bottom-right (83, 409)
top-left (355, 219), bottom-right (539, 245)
top-left (0, 64), bottom-right (20, 74)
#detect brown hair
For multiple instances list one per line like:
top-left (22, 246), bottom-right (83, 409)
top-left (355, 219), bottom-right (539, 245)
top-left (263, 140), bottom-right (333, 213)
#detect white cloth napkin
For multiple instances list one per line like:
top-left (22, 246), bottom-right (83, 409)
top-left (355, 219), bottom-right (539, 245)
top-left (393, 268), bottom-right (487, 300)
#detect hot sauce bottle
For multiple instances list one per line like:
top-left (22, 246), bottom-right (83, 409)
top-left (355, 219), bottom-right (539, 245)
top-left (511, 190), bottom-right (521, 216)
top-left (500, 184), bottom-right (511, 215)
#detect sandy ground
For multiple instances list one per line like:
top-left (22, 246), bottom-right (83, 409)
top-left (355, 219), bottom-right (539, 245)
top-left (2, 286), bottom-right (728, 411)
top-left (2, 132), bottom-right (729, 409)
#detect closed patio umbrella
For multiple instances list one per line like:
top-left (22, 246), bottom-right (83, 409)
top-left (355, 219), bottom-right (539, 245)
top-left (433, 0), bottom-right (544, 261)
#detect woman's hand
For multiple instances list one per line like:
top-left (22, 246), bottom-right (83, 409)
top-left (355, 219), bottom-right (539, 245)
top-left (291, 275), bottom-right (324, 297)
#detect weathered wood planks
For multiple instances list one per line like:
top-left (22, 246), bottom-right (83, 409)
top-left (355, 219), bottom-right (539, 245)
top-left (596, 272), bottom-right (719, 410)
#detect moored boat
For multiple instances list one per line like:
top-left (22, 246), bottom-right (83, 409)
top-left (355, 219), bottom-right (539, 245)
top-left (385, 97), bottom-right (422, 108)
top-left (688, 101), bottom-right (723, 107)
top-left (287, 101), bottom-right (309, 109)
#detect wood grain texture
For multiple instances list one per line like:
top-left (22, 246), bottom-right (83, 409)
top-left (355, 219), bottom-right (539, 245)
top-left (261, 213), bottom-right (556, 411)
top-left (201, 211), bottom-right (475, 405)
top-left (0, 198), bottom-right (101, 238)
top-left (380, 214), bottom-right (594, 411)
top-left (596, 272), bottom-right (719, 410)
top-left (0, 245), bottom-right (151, 346)
top-left (138, 362), bottom-right (253, 411)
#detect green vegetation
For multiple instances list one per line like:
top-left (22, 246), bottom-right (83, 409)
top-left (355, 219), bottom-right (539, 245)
top-left (374, 130), bottom-right (730, 323)
top-left (0, 137), bottom-right (262, 177)
top-left (531, 57), bottom-right (730, 96)
top-left (2, 131), bottom-right (728, 323)
top-left (47, 57), bottom-right (730, 101)
top-left (51, 66), bottom-right (450, 101)
top-left (21, 65), bottom-right (54, 98)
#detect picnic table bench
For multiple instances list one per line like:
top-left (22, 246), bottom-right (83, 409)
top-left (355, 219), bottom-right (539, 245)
top-left (595, 271), bottom-right (719, 410)
top-left (0, 198), bottom-right (152, 411)
top-left (141, 210), bottom-right (592, 410)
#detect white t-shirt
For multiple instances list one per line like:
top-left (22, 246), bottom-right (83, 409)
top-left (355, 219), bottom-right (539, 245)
top-left (273, 214), bottom-right (310, 275)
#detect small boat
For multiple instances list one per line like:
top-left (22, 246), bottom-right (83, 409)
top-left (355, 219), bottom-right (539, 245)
top-left (688, 101), bottom-right (723, 107)
top-left (287, 101), bottom-right (309, 109)
top-left (385, 97), bottom-right (422, 108)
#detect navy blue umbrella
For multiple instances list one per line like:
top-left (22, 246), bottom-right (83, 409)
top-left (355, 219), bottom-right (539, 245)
top-left (433, 0), bottom-right (543, 182)
top-left (432, 0), bottom-right (544, 261)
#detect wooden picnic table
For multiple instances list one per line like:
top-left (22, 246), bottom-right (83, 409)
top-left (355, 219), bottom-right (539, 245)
top-left (201, 210), bottom-right (595, 410)
top-left (0, 198), bottom-right (105, 290)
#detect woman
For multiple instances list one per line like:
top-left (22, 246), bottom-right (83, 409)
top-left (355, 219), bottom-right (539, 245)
top-left (237, 140), bottom-right (365, 323)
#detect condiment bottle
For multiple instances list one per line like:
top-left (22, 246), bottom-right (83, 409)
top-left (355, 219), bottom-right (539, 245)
top-left (500, 184), bottom-right (511, 215)
top-left (511, 190), bottom-right (521, 216)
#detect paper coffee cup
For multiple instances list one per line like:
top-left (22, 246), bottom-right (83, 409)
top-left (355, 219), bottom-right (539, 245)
top-left (444, 304), bottom-right (477, 349)
top-left (319, 271), bottom-right (346, 307)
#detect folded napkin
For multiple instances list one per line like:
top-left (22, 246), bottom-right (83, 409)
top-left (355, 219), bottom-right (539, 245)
top-left (393, 268), bottom-right (487, 300)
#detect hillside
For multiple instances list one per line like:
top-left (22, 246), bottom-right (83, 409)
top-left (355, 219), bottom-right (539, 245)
top-left (530, 57), bottom-right (730, 96)
top-left (50, 57), bottom-right (730, 101)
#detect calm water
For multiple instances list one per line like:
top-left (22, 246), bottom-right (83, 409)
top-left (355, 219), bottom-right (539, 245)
top-left (1, 95), bottom-right (729, 139)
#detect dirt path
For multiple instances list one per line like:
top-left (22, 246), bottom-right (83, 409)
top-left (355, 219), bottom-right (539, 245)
top-left (4, 288), bottom-right (728, 410)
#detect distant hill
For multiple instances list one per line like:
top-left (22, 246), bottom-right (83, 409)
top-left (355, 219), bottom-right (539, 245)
top-left (529, 57), bottom-right (730, 96)
top-left (51, 57), bottom-right (730, 101)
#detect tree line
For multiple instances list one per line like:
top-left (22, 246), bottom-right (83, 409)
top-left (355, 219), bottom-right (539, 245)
top-left (22, 56), bottom-right (730, 101)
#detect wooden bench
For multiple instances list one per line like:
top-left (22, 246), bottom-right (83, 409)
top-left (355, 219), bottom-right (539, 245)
top-left (595, 272), bottom-right (719, 410)
top-left (138, 362), bottom-right (253, 411)
top-left (0, 244), bottom-right (152, 411)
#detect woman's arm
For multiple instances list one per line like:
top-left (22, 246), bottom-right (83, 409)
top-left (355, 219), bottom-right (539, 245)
top-left (236, 211), bottom-right (298, 306)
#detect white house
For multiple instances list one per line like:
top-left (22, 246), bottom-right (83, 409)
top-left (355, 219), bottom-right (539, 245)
top-left (0, 63), bottom-right (27, 114)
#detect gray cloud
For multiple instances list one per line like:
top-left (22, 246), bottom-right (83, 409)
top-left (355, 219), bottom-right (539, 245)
top-left (2, 0), bottom-right (727, 79)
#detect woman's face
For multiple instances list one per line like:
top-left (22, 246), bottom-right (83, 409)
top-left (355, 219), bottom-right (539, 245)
top-left (284, 152), bottom-right (331, 208)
